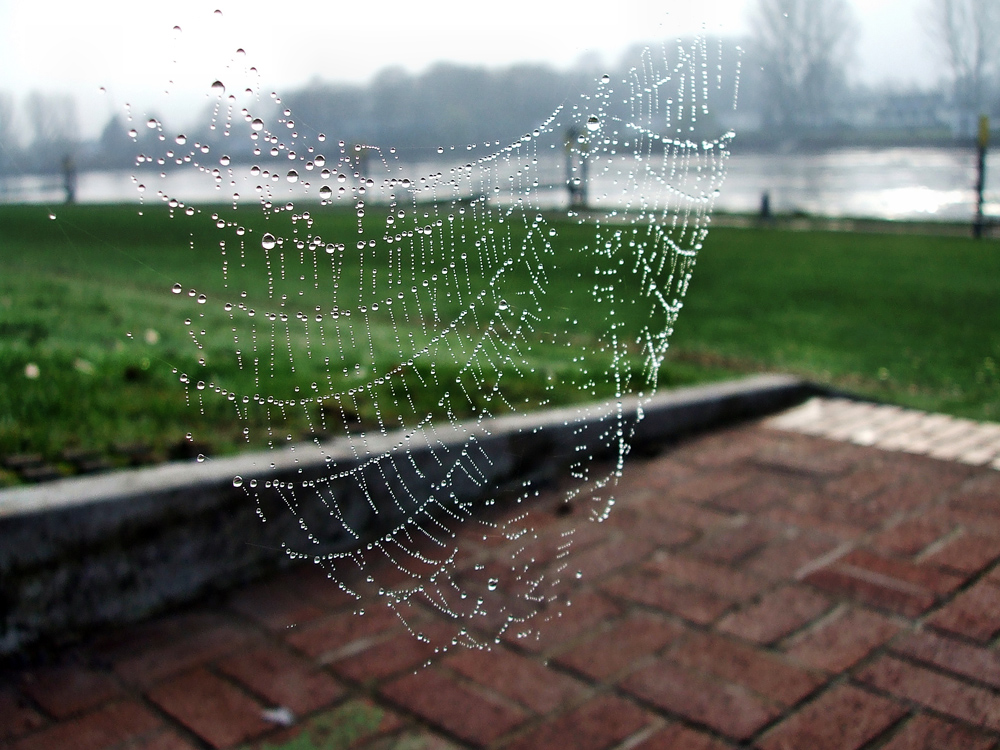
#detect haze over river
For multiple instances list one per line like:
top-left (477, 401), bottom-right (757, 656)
top-left (3, 147), bottom-right (996, 224)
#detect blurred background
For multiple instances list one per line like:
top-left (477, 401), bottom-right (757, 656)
top-left (2, 0), bottom-right (999, 482)
top-left (1, 0), bottom-right (997, 221)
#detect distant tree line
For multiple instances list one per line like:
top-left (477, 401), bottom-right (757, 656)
top-left (2, 2), bottom-right (1000, 178)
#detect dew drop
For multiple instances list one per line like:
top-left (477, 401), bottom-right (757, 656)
top-left (286, 170), bottom-right (299, 183)
top-left (498, 300), bottom-right (509, 311)
top-left (319, 185), bottom-right (332, 199)
top-left (172, 283), bottom-right (183, 294)
top-left (261, 233), bottom-right (277, 249)
top-left (586, 115), bottom-right (600, 131)
top-left (233, 476), bottom-right (244, 487)
top-left (251, 118), bottom-right (264, 131)
top-left (211, 80), bottom-right (225, 95)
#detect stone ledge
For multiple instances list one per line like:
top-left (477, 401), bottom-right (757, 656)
top-left (0, 373), bottom-right (818, 655)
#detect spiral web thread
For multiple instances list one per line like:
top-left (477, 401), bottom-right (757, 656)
top-left (140, 37), bottom-right (737, 650)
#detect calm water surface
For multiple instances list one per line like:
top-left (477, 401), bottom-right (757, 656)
top-left (2, 147), bottom-right (996, 223)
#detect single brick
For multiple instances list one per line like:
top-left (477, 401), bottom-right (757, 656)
top-left (708, 477), bottom-right (803, 514)
top-left (600, 569), bottom-right (732, 625)
top-left (879, 713), bottom-right (998, 750)
top-left (19, 665), bottom-right (124, 719)
top-left (380, 668), bottom-right (527, 747)
top-left (745, 532), bottom-right (841, 581)
top-left (751, 439), bottom-right (861, 477)
top-left (330, 624), bottom-right (447, 683)
top-left (146, 668), bottom-right (270, 749)
top-left (856, 655), bottom-right (1000, 732)
top-left (890, 629), bottom-right (1000, 689)
top-left (802, 547), bottom-right (963, 618)
top-left (873, 516), bottom-right (956, 556)
top-left (504, 589), bottom-right (621, 653)
top-left (926, 580), bottom-right (1000, 642)
top-left (444, 646), bottom-right (585, 714)
top-left (566, 535), bottom-right (656, 582)
top-left (785, 607), bottom-right (900, 672)
top-left (717, 585), bottom-right (831, 645)
top-left (669, 472), bottom-right (751, 504)
top-left (647, 499), bottom-right (736, 532)
top-left (840, 549), bottom-right (963, 595)
top-left (667, 631), bottom-right (824, 707)
top-left (0, 688), bottom-right (46, 741)
top-left (503, 694), bottom-right (651, 750)
top-left (688, 522), bottom-right (780, 565)
top-left (923, 534), bottom-right (1000, 576)
top-left (603, 506), bottom-right (697, 548)
top-left (112, 622), bottom-right (253, 688)
top-left (215, 644), bottom-right (344, 715)
top-left (757, 683), bottom-right (905, 750)
top-left (647, 554), bottom-right (767, 601)
top-left (620, 659), bottom-right (779, 741)
top-left (630, 721), bottom-right (736, 750)
top-left (803, 567), bottom-right (935, 617)
top-left (284, 605), bottom-right (401, 659)
top-left (825, 468), bottom-right (895, 501)
top-left (10, 700), bottom-right (161, 750)
top-left (553, 612), bottom-right (685, 681)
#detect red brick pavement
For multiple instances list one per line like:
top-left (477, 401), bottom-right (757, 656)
top-left (3, 421), bottom-right (1000, 749)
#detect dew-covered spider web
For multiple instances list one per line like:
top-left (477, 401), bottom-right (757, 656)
top-left (134, 35), bottom-right (737, 650)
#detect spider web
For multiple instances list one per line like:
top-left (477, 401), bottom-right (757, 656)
top-left (136, 37), bottom-right (737, 650)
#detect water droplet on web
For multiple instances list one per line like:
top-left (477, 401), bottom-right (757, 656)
top-left (286, 170), bottom-right (298, 183)
top-left (211, 80), bottom-right (225, 95)
top-left (586, 115), bottom-right (600, 131)
top-left (147, 118), bottom-right (159, 129)
top-left (251, 118), bottom-right (264, 131)
top-left (48, 213), bottom-right (56, 220)
top-left (172, 283), bottom-right (182, 294)
top-left (601, 74), bottom-right (610, 83)
top-left (261, 233), bottom-right (277, 249)
top-left (175, 134), bottom-right (187, 144)
top-left (196, 381), bottom-right (205, 390)
top-left (196, 454), bottom-right (206, 463)
top-left (197, 294), bottom-right (207, 304)
top-left (487, 578), bottom-right (498, 591)
top-left (233, 476), bottom-right (243, 487)
top-left (319, 185), bottom-right (332, 199)
top-left (498, 300), bottom-right (509, 311)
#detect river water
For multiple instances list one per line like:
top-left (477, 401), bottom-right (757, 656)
top-left (2, 146), bottom-right (996, 223)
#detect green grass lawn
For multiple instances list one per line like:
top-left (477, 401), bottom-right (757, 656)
top-left (1, 202), bottom-right (998, 480)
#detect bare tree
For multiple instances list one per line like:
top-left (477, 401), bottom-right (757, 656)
top-left (25, 92), bottom-right (79, 149)
top-left (927, 0), bottom-right (1000, 127)
top-left (749, 0), bottom-right (858, 132)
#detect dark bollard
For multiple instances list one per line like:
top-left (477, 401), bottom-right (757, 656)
top-left (759, 190), bottom-right (771, 224)
top-left (62, 155), bottom-right (77, 204)
top-left (974, 115), bottom-right (988, 239)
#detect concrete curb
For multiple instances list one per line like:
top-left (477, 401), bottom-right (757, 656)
top-left (0, 374), bottom-right (820, 655)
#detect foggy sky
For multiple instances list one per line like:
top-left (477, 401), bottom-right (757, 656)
top-left (0, 0), bottom-right (944, 140)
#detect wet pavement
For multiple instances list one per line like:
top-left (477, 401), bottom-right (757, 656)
top-left (2, 406), bottom-right (1000, 749)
